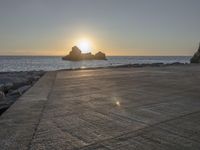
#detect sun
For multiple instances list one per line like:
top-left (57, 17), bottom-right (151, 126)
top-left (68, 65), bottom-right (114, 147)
top-left (77, 40), bottom-right (91, 53)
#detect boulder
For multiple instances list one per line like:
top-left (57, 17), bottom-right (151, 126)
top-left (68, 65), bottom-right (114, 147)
top-left (191, 43), bottom-right (200, 63)
top-left (12, 80), bottom-right (30, 90)
top-left (9, 85), bottom-right (31, 96)
top-left (4, 82), bottom-right (13, 93)
top-left (0, 91), bottom-right (5, 100)
top-left (94, 52), bottom-right (107, 60)
top-left (33, 75), bottom-right (41, 80)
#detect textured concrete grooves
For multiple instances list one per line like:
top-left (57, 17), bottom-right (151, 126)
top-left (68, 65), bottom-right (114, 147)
top-left (0, 65), bottom-right (200, 150)
top-left (0, 72), bottom-right (56, 150)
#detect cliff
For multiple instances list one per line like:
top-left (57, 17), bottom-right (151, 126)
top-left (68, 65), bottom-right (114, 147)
top-left (191, 43), bottom-right (200, 63)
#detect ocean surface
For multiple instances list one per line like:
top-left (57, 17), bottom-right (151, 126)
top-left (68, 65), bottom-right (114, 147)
top-left (0, 56), bottom-right (190, 72)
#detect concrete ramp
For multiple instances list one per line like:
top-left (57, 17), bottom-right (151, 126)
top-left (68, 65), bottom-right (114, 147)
top-left (0, 66), bottom-right (200, 150)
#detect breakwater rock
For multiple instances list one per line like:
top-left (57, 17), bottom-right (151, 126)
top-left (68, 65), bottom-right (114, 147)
top-left (0, 71), bottom-right (45, 115)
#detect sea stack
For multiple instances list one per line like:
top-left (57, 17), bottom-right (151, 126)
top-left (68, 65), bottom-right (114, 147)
top-left (191, 43), bottom-right (200, 63)
top-left (62, 46), bottom-right (107, 61)
top-left (95, 52), bottom-right (106, 60)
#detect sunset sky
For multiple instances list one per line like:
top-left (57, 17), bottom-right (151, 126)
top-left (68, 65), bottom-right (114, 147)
top-left (0, 0), bottom-right (200, 56)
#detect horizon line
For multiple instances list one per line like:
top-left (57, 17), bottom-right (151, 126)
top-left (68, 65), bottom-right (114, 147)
top-left (0, 55), bottom-right (192, 57)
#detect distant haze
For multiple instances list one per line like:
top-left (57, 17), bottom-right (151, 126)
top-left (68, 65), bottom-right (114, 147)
top-left (0, 0), bottom-right (200, 56)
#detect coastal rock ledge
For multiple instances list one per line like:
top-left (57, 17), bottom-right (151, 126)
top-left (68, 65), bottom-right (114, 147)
top-left (62, 46), bottom-right (107, 61)
top-left (191, 43), bottom-right (200, 63)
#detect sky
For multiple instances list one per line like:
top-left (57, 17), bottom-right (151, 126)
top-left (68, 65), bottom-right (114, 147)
top-left (0, 0), bottom-right (200, 56)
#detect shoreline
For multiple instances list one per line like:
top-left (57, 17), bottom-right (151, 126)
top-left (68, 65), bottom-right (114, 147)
top-left (0, 62), bottom-right (198, 116)
top-left (57, 62), bottom-right (190, 72)
top-left (0, 62), bottom-right (189, 73)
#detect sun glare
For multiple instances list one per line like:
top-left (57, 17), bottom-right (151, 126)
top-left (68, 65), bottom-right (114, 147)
top-left (116, 101), bottom-right (121, 106)
top-left (78, 40), bottom-right (91, 53)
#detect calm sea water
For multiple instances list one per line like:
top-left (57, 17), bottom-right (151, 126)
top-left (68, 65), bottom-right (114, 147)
top-left (0, 56), bottom-right (190, 72)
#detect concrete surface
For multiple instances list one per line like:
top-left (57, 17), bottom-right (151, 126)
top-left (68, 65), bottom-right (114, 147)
top-left (0, 65), bottom-right (200, 150)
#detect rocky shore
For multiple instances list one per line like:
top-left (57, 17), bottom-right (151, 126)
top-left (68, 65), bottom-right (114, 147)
top-left (0, 71), bottom-right (45, 115)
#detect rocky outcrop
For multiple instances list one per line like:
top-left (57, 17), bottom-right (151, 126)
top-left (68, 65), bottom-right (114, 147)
top-left (66, 46), bottom-right (82, 61)
top-left (191, 43), bottom-right (200, 63)
top-left (94, 52), bottom-right (106, 60)
top-left (62, 46), bottom-right (107, 61)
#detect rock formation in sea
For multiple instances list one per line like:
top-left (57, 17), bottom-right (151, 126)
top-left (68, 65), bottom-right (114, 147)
top-left (95, 52), bottom-right (106, 60)
top-left (191, 43), bottom-right (200, 63)
top-left (62, 46), bottom-right (107, 61)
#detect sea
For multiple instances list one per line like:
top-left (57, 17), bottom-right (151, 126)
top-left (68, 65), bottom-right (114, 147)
top-left (0, 56), bottom-right (190, 72)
